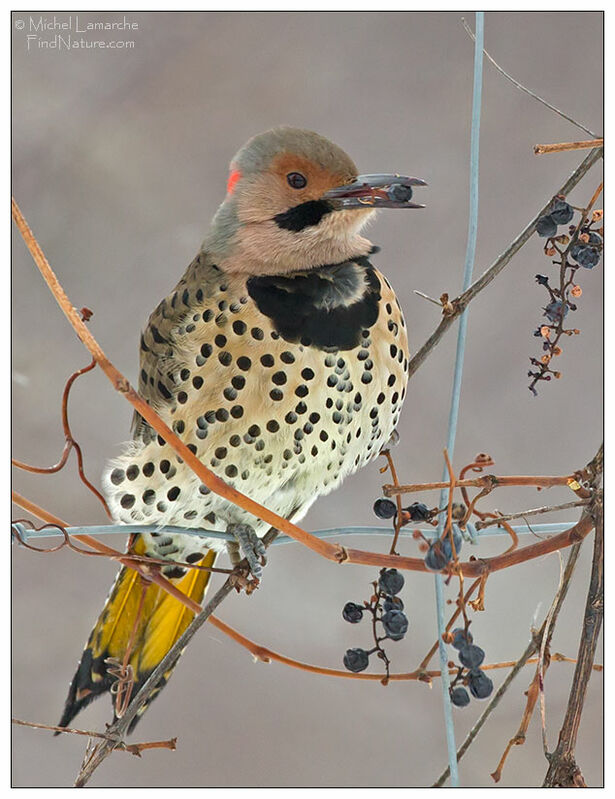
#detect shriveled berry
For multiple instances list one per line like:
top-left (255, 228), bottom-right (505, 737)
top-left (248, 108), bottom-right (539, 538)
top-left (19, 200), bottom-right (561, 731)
top-left (382, 609), bottom-right (409, 640)
top-left (536, 215), bottom-right (557, 237)
top-left (535, 274), bottom-right (549, 286)
top-left (450, 686), bottom-right (471, 707)
top-left (342, 602), bottom-right (364, 624)
top-left (544, 300), bottom-right (569, 323)
top-left (468, 668), bottom-right (494, 699)
top-left (383, 595), bottom-right (404, 612)
top-left (388, 183), bottom-right (413, 203)
top-left (570, 244), bottom-right (600, 269)
top-left (588, 232), bottom-right (602, 247)
top-left (424, 542), bottom-right (450, 571)
top-left (343, 647), bottom-right (370, 673)
top-left (373, 498), bottom-right (397, 519)
top-left (459, 644), bottom-right (485, 669)
top-left (550, 199), bottom-right (574, 225)
top-left (451, 627), bottom-right (473, 650)
top-left (405, 501), bottom-right (430, 521)
top-left (378, 568), bottom-right (404, 596)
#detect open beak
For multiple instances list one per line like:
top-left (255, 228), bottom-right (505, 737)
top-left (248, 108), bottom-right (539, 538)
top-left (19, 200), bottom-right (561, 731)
top-left (323, 174), bottom-right (427, 209)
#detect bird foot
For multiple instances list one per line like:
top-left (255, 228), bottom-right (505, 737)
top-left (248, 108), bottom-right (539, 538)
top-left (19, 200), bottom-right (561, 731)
top-left (227, 523), bottom-right (266, 578)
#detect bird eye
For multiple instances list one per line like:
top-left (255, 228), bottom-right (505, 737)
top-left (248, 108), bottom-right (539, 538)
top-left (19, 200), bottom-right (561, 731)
top-left (287, 172), bottom-right (307, 189)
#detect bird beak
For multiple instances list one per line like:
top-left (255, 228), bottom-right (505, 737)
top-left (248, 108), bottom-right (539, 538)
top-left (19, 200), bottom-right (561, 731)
top-left (322, 174), bottom-right (427, 209)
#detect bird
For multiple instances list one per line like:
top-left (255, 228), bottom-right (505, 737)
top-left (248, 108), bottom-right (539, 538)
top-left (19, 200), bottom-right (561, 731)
top-left (58, 126), bottom-right (426, 732)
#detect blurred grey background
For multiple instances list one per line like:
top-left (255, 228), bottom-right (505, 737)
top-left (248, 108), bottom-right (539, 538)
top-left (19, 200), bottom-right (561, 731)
top-left (12, 11), bottom-right (602, 788)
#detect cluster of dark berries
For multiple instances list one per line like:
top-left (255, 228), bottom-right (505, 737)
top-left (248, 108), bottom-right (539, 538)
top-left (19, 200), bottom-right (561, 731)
top-left (529, 197), bottom-right (603, 395)
top-left (448, 627), bottom-right (494, 707)
top-left (536, 198), bottom-right (574, 238)
top-left (342, 568), bottom-right (409, 677)
top-left (373, 498), bottom-right (431, 523)
top-left (424, 525), bottom-right (463, 571)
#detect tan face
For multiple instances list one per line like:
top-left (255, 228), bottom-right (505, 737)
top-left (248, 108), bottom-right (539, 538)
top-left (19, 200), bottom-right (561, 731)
top-left (213, 151), bottom-right (375, 276)
top-left (233, 152), bottom-right (357, 223)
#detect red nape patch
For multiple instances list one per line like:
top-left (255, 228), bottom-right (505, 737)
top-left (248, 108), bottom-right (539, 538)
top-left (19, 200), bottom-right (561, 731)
top-left (227, 169), bottom-right (241, 195)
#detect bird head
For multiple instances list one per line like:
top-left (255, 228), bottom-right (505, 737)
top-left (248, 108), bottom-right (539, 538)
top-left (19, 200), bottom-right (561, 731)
top-left (204, 127), bottom-right (426, 275)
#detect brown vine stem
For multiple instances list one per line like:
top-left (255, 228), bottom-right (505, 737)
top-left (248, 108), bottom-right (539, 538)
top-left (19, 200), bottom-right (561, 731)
top-left (11, 718), bottom-right (176, 756)
top-left (384, 474), bottom-right (577, 496)
top-left (534, 139), bottom-right (603, 155)
top-left (406, 146), bottom-right (602, 381)
top-left (12, 358), bottom-right (111, 517)
top-left (207, 614), bottom-right (598, 681)
top-left (381, 448), bottom-right (404, 555)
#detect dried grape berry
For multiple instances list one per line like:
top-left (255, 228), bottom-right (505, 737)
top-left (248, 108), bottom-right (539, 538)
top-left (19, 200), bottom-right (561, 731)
top-left (459, 644), bottom-right (485, 670)
top-left (378, 568), bottom-right (404, 596)
top-left (550, 199), bottom-right (574, 225)
top-left (570, 244), bottom-right (600, 269)
top-left (382, 609), bottom-right (409, 640)
top-left (373, 498), bottom-right (397, 519)
top-left (388, 183), bottom-right (413, 203)
top-left (342, 602), bottom-right (364, 624)
top-left (536, 215), bottom-right (557, 237)
top-left (405, 501), bottom-right (430, 521)
top-left (468, 669), bottom-right (494, 699)
top-left (450, 686), bottom-right (471, 707)
top-left (343, 647), bottom-right (370, 673)
top-left (383, 595), bottom-right (404, 612)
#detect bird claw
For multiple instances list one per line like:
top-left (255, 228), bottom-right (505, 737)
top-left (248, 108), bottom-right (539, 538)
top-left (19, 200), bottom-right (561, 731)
top-left (227, 523), bottom-right (266, 578)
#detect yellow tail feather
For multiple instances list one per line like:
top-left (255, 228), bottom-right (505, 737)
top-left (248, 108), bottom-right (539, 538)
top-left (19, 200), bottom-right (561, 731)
top-left (58, 538), bottom-right (216, 731)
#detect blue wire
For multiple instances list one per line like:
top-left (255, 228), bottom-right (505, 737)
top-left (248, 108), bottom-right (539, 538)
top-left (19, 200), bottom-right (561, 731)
top-left (433, 11), bottom-right (484, 787)
top-left (12, 521), bottom-right (578, 543)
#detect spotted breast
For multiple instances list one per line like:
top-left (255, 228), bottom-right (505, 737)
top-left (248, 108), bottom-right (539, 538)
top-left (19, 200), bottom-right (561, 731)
top-left (103, 250), bottom-right (409, 575)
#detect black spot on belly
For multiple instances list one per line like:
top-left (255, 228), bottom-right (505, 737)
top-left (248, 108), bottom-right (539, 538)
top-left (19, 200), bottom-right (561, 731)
top-left (247, 258), bottom-right (381, 351)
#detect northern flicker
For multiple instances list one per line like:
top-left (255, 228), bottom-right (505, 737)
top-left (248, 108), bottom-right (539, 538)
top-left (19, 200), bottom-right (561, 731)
top-left (58, 127), bottom-right (426, 731)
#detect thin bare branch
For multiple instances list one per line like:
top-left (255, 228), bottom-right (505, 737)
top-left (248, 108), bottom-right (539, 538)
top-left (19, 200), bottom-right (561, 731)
top-left (539, 553), bottom-right (565, 757)
top-left (476, 500), bottom-right (589, 529)
top-left (11, 718), bottom-right (176, 756)
top-left (462, 17), bottom-right (598, 138)
top-left (543, 486), bottom-right (603, 786)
